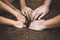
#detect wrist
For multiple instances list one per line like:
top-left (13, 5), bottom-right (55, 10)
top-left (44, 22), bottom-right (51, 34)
top-left (43, 0), bottom-right (51, 7)
top-left (20, 0), bottom-right (27, 9)
top-left (43, 4), bottom-right (49, 7)
top-left (42, 22), bottom-right (50, 28)
top-left (21, 5), bottom-right (27, 9)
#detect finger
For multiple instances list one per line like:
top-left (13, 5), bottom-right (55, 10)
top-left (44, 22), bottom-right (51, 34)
top-left (27, 11), bottom-right (30, 19)
top-left (25, 9), bottom-right (33, 20)
top-left (28, 9), bottom-right (33, 20)
top-left (30, 9), bottom-right (33, 20)
top-left (31, 11), bottom-right (37, 18)
top-left (30, 9), bottom-right (33, 13)
top-left (28, 11), bottom-right (31, 19)
top-left (38, 9), bottom-right (49, 20)
top-left (29, 26), bottom-right (36, 30)
top-left (31, 10), bottom-right (37, 21)
top-left (33, 10), bottom-right (43, 20)
top-left (33, 13), bottom-right (39, 21)
top-left (21, 10), bottom-right (26, 16)
top-left (24, 10), bottom-right (30, 20)
top-left (29, 9), bottom-right (33, 17)
top-left (38, 13), bottom-right (45, 20)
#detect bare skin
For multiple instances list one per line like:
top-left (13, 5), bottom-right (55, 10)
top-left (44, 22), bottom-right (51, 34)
top-left (0, 16), bottom-right (17, 25)
top-left (20, 0), bottom-right (33, 19)
top-left (0, 1), bottom-right (25, 23)
top-left (31, 0), bottom-right (51, 21)
top-left (43, 15), bottom-right (60, 28)
top-left (2, 0), bottom-right (21, 13)
top-left (0, 16), bottom-right (26, 28)
top-left (29, 15), bottom-right (60, 30)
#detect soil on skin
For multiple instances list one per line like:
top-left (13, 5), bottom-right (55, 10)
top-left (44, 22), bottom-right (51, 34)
top-left (0, 0), bottom-right (60, 40)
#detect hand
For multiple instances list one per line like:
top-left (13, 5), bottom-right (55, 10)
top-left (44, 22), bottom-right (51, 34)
top-left (14, 21), bottom-right (26, 28)
top-left (16, 13), bottom-right (26, 23)
top-left (31, 5), bottom-right (49, 21)
top-left (29, 20), bottom-right (47, 30)
top-left (21, 7), bottom-right (33, 19)
top-left (14, 10), bottom-right (26, 23)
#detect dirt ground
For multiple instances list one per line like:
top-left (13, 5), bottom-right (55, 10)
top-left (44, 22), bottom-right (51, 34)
top-left (0, 0), bottom-right (60, 40)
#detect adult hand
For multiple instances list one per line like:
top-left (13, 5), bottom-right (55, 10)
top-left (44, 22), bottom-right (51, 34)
top-left (31, 5), bottom-right (49, 21)
top-left (29, 20), bottom-right (47, 30)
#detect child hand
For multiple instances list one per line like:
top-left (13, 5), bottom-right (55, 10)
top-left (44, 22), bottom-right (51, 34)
top-left (21, 7), bottom-right (33, 19)
top-left (29, 20), bottom-right (47, 30)
top-left (14, 21), bottom-right (26, 28)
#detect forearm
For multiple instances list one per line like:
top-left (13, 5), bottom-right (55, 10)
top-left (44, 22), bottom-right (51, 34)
top-left (0, 1), bottom-right (21, 18)
top-left (2, 0), bottom-right (21, 13)
top-left (2, 0), bottom-right (15, 9)
top-left (0, 16), bottom-right (16, 25)
top-left (44, 0), bottom-right (51, 7)
top-left (19, 0), bottom-right (26, 8)
top-left (43, 15), bottom-right (60, 28)
top-left (0, 1), bottom-right (25, 23)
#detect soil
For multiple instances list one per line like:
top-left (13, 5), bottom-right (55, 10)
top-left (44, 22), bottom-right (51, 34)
top-left (0, 0), bottom-right (60, 40)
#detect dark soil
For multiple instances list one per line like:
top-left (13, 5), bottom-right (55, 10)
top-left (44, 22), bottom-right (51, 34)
top-left (0, 0), bottom-right (60, 40)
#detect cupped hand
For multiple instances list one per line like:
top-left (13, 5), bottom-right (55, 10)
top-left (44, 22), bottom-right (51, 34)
top-left (29, 20), bottom-right (47, 31)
